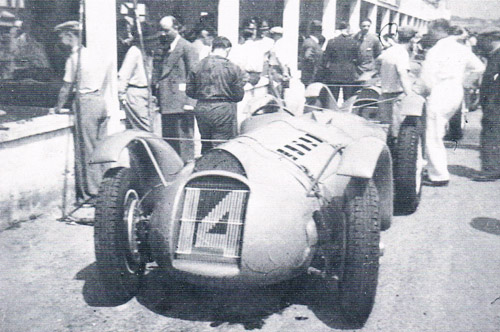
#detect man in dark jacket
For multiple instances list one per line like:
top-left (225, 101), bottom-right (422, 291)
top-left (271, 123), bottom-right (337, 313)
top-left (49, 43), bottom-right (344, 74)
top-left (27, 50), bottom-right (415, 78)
top-left (354, 18), bottom-right (382, 82)
top-left (187, 36), bottom-right (246, 154)
top-left (156, 16), bottom-right (199, 162)
top-left (319, 22), bottom-right (359, 101)
top-left (299, 20), bottom-right (323, 86)
top-left (473, 30), bottom-right (500, 181)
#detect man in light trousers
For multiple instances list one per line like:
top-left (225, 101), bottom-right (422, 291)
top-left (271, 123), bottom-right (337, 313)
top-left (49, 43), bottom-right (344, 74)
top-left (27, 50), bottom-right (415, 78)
top-left (420, 31), bottom-right (484, 186)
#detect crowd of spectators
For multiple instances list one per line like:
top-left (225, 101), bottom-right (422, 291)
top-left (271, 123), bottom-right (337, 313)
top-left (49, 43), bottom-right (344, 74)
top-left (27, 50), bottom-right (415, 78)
top-left (47, 13), bottom-right (500, 203)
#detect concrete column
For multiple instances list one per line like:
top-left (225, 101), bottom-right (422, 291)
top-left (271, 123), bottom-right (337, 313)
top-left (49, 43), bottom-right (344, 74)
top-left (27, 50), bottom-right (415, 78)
top-left (381, 6), bottom-right (390, 31)
top-left (85, 0), bottom-right (121, 134)
top-left (408, 16), bottom-right (414, 27)
top-left (399, 13), bottom-right (406, 26)
top-left (283, 0), bottom-right (300, 73)
top-left (366, 3), bottom-right (377, 34)
top-left (322, 0), bottom-right (337, 40)
top-left (349, 0), bottom-right (361, 34)
top-left (392, 11), bottom-right (400, 25)
top-left (218, 0), bottom-right (239, 46)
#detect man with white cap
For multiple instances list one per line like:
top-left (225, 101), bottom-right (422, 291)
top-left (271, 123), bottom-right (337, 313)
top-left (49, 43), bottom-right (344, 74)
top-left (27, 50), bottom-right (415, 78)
top-left (52, 20), bottom-right (108, 203)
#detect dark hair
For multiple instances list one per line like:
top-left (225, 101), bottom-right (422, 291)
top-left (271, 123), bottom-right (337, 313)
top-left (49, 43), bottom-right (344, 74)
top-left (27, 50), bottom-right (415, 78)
top-left (448, 25), bottom-right (465, 36)
top-left (430, 18), bottom-right (450, 32)
top-left (398, 27), bottom-right (417, 43)
top-left (212, 36), bottom-right (232, 50)
top-left (338, 21), bottom-right (349, 30)
top-left (360, 18), bottom-right (372, 25)
top-left (308, 20), bottom-right (322, 35)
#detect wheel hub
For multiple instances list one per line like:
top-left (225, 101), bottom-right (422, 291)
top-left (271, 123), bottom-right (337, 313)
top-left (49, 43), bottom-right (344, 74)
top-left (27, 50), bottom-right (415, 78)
top-left (123, 189), bottom-right (145, 273)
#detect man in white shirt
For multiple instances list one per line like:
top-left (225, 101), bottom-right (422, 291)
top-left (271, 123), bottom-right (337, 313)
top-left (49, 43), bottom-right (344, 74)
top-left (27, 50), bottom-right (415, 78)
top-left (118, 22), bottom-right (156, 132)
top-left (52, 21), bottom-right (108, 203)
top-left (420, 28), bottom-right (485, 186)
top-left (377, 26), bottom-right (418, 137)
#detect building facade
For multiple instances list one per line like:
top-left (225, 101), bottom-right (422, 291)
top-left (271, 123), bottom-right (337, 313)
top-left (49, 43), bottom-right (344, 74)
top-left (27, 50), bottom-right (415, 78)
top-left (0, 0), bottom-right (450, 127)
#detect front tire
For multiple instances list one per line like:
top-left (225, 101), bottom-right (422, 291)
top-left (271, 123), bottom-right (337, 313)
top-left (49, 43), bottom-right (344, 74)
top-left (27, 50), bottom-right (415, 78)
top-left (94, 167), bottom-right (147, 303)
top-left (311, 179), bottom-right (381, 327)
top-left (393, 117), bottom-right (424, 215)
top-left (338, 179), bottom-right (381, 325)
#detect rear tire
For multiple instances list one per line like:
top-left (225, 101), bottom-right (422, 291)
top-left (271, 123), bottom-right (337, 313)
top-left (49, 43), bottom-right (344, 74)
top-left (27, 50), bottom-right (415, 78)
top-left (94, 167), bottom-right (146, 303)
top-left (393, 117), bottom-right (424, 215)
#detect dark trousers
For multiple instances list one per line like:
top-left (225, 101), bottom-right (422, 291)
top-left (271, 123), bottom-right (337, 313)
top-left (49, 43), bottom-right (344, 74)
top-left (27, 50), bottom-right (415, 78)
top-left (161, 113), bottom-right (195, 163)
top-left (330, 84), bottom-right (357, 101)
top-left (194, 101), bottom-right (238, 154)
top-left (480, 102), bottom-right (500, 175)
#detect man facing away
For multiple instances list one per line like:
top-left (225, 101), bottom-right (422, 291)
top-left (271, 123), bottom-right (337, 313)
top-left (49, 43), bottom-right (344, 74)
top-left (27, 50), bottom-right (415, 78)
top-left (354, 18), bottom-right (382, 82)
top-left (186, 36), bottom-right (246, 154)
top-left (155, 15), bottom-right (199, 163)
top-left (377, 26), bottom-right (418, 138)
top-left (319, 21), bottom-right (359, 101)
top-left (420, 23), bottom-right (485, 186)
top-left (51, 21), bottom-right (108, 204)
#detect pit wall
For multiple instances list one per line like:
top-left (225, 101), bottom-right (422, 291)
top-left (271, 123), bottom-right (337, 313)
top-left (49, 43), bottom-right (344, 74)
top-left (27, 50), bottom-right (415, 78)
top-left (0, 114), bottom-right (74, 229)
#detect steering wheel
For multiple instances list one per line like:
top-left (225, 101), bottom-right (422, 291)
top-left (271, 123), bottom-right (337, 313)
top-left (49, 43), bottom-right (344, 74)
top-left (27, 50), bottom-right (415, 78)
top-left (251, 103), bottom-right (295, 117)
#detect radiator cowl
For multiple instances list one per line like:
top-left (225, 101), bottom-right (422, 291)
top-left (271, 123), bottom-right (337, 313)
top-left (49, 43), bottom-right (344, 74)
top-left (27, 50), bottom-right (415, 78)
top-left (174, 175), bottom-right (249, 265)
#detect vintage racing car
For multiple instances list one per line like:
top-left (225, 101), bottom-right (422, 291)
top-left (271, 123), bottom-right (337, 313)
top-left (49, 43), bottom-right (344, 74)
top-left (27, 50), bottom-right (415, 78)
top-left (90, 105), bottom-right (393, 325)
top-left (305, 83), bottom-right (426, 215)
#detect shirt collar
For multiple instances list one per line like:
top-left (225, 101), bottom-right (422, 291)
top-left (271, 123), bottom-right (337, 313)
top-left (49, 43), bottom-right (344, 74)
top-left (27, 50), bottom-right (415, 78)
top-left (309, 35), bottom-right (319, 44)
top-left (169, 34), bottom-right (181, 52)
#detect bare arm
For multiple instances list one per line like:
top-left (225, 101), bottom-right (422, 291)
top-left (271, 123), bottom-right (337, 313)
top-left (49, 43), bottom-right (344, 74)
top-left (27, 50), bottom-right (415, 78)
top-left (52, 82), bottom-right (73, 114)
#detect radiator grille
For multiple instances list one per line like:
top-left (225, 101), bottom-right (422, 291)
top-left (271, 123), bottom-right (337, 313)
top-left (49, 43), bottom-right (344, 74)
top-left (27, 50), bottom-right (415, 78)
top-left (176, 178), bottom-right (249, 263)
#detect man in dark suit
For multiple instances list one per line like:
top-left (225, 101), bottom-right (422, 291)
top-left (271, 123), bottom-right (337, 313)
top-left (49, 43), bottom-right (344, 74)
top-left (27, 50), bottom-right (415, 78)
top-left (354, 18), bottom-right (382, 82)
top-left (156, 16), bottom-right (199, 162)
top-left (319, 22), bottom-right (359, 101)
top-left (473, 30), bottom-right (500, 181)
top-left (299, 20), bottom-right (323, 86)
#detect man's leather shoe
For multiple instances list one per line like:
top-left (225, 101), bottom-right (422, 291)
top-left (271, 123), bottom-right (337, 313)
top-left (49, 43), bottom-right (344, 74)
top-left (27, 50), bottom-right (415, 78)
top-left (422, 175), bottom-right (449, 187)
top-left (472, 173), bottom-right (500, 182)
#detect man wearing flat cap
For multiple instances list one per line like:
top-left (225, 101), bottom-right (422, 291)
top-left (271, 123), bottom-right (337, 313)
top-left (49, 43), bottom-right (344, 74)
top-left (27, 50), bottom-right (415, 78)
top-left (52, 20), bottom-right (108, 203)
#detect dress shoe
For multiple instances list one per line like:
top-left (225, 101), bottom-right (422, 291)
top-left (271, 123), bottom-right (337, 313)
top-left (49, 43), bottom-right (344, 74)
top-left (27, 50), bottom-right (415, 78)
top-left (472, 173), bottom-right (500, 182)
top-left (422, 175), bottom-right (449, 187)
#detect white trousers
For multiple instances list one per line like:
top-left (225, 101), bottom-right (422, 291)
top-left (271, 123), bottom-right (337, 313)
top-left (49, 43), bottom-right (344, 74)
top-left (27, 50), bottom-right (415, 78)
top-left (425, 80), bottom-right (464, 181)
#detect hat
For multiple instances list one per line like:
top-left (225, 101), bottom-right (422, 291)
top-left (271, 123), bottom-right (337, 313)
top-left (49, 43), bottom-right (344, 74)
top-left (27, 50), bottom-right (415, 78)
top-left (398, 26), bottom-right (417, 40)
top-left (54, 21), bottom-right (81, 32)
top-left (270, 26), bottom-right (283, 35)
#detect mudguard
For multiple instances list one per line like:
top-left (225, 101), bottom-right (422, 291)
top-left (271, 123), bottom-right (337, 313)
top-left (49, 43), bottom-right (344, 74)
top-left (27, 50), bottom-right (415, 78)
top-left (337, 136), bottom-right (387, 179)
top-left (399, 94), bottom-right (425, 117)
top-left (338, 136), bottom-right (393, 229)
top-left (90, 130), bottom-right (184, 186)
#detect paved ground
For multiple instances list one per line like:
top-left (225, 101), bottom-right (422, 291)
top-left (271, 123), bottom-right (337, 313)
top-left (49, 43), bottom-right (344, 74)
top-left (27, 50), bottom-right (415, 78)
top-left (1, 110), bottom-right (499, 332)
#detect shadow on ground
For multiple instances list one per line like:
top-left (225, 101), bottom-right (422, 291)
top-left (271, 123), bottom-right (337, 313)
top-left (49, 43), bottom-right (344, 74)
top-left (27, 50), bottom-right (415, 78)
top-left (470, 217), bottom-right (500, 236)
top-left (448, 165), bottom-right (481, 180)
top-left (76, 264), bottom-right (364, 330)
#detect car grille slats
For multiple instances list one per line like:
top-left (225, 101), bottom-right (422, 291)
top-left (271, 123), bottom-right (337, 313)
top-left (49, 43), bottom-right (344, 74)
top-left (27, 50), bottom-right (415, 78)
top-left (175, 176), bottom-right (249, 264)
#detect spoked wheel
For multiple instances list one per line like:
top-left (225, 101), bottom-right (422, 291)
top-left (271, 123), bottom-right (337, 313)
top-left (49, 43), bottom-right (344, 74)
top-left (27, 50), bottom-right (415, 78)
top-left (393, 117), bottom-right (424, 215)
top-left (312, 179), bottom-right (381, 327)
top-left (94, 167), bottom-right (149, 303)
